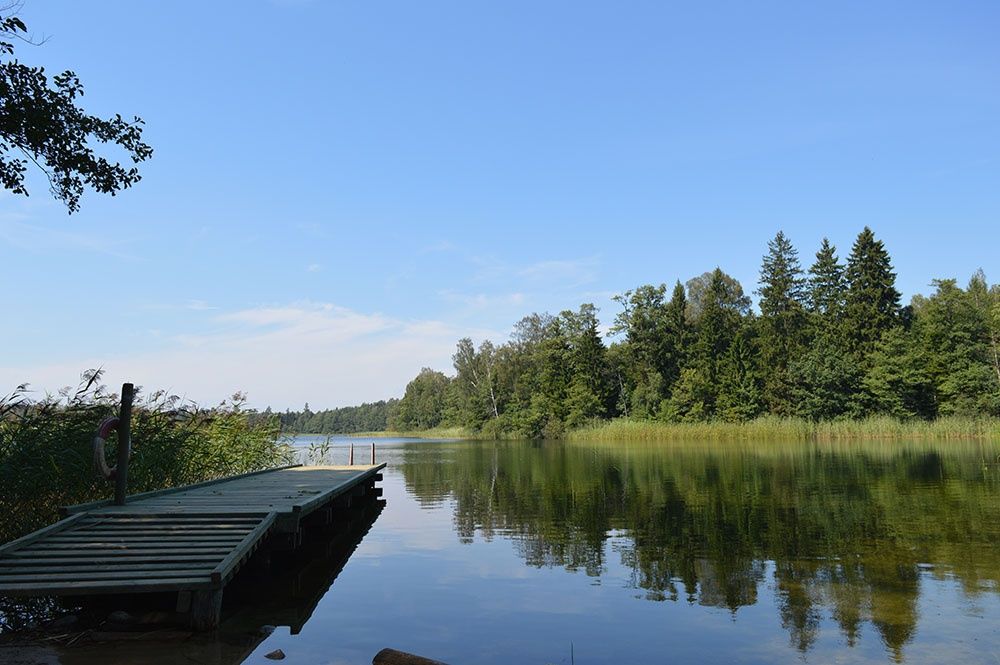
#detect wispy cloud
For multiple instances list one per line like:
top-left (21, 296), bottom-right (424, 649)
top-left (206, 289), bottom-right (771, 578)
top-left (306, 263), bottom-right (322, 272)
top-left (517, 257), bottom-right (601, 287)
top-left (185, 300), bottom-right (217, 311)
top-left (0, 302), bottom-right (479, 410)
top-left (418, 240), bottom-right (458, 254)
top-left (467, 255), bottom-right (602, 290)
top-left (0, 216), bottom-right (136, 260)
top-left (438, 290), bottom-right (526, 309)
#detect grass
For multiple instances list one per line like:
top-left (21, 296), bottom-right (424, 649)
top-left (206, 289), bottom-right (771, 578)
top-left (567, 415), bottom-right (1000, 442)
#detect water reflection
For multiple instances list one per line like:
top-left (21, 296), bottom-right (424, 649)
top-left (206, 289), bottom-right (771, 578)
top-left (398, 439), bottom-right (1000, 661)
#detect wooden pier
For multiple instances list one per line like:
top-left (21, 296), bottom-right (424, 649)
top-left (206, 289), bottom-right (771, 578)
top-left (0, 463), bottom-right (385, 629)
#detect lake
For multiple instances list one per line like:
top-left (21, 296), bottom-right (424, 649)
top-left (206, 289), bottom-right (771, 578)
top-left (232, 435), bottom-right (1000, 665)
top-left (17, 436), bottom-right (1000, 664)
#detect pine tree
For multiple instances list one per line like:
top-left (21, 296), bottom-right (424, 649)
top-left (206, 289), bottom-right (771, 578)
top-left (844, 227), bottom-right (901, 362)
top-left (756, 231), bottom-right (807, 414)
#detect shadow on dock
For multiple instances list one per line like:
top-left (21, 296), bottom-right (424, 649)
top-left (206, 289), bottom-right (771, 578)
top-left (0, 493), bottom-right (386, 665)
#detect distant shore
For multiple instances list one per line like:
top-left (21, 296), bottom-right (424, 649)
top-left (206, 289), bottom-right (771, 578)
top-left (344, 426), bottom-right (472, 440)
top-left (322, 416), bottom-right (1000, 442)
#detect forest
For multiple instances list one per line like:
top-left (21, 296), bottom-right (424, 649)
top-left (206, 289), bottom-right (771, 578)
top-left (272, 400), bottom-right (397, 434)
top-left (377, 227), bottom-right (1000, 438)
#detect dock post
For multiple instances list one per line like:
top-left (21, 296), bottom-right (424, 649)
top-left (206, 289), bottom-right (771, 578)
top-left (371, 442), bottom-right (375, 464)
top-left (349, 443), bottom-right (354, 466)
top-left (114, 382), bottom-right (134, 506)
top-left (190, 588), bottom-right (223, 630)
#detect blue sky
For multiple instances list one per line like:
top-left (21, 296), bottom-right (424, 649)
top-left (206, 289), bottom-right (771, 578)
top-left (1, 1), bottom-right (998, 409)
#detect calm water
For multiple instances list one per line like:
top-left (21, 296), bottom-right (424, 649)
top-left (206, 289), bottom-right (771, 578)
top-left (39, 437), bottom-right (1000, 663)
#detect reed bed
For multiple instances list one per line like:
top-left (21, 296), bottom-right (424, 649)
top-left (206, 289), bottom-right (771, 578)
top-left (348, 426), bottom-right (472, 440)
top-left (567, 415), bottom-right (1000, 443)
top-left (0, 372), bottom-right (293, 544)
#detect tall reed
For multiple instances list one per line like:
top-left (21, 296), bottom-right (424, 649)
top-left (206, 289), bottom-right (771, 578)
top-left (567, 416), bottom-right (1000, 443)
top-left (0, 371), bottom-right (293, 544)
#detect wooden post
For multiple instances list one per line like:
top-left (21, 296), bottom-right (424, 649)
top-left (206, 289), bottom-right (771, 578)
top-left (349, 443), bottom-right (354, 466)
top-left (114, 382), bottom-right (134, 506)
top-left (371, 442), bottom-right (376, 464)
top-left (190, 588), bottom-right (223, 630)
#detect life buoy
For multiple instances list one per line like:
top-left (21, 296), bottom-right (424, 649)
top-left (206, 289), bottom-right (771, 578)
top-left (93, 417), bottom-right (120, 480)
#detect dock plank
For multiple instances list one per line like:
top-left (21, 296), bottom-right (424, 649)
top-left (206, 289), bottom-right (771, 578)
top-left (0, 464), bottom-right (385, 605)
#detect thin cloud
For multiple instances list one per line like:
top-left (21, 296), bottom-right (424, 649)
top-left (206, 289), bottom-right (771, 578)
top-left (517, 257), bottom-right (601, 287)
top-left (185, 300), bottom-right (217, 311)
top-left (438, 290), bottom-right (526, 309)
top-left (467, 255), bottom-right (602, 290)
top-left (0, 217), bottom-right (136, 260)
top-left (0, 302), bottom-right (474, 410)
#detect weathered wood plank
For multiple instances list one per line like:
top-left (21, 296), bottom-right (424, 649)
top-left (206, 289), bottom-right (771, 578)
top-left (210, 512), bottom-right (276, 584)
top-left (0, 562), bottom-right (216, 574)
top-left (0, 514), bottom-right (87, 556)
top-left (30, 540), bottom-right (244, 549)
top-left (61, 464), bottom-right (304, 514)
top-left (0, 555), bottom-right (225, 566)
top-left (9, 548), bottom-right (231, 558)
top-left (82, 512), bottom-right (266, 518)
top-left (45, 534), bottom-right (247, 542)
top-left (0, 577), bottom-right (215, 595)
top-left (0, 570), bottom-right (213, 583)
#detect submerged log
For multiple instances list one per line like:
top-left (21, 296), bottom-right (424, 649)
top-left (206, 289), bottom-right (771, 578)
top-left (373, 647), bottom-right (450, 665)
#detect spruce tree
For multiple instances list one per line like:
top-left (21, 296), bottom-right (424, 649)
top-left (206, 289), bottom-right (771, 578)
top-left (662, 281), bottom-right (691, 391)
top-left (716, 326), bottom-right (764, 422)
top-left (808, 238), bottom-right (846, 317)
top-left (844, 227), bottom-right (901, 362)
top-left (756, 231), bottom-right (807, 414)
top-left (791, 238), bottom-right (857, 419)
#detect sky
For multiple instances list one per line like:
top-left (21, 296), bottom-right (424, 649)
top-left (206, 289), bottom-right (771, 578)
top-left (1, 1), bottom-right (998, 410)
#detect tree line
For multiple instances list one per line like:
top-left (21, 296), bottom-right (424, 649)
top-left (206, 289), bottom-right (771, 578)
top-left (272, 400), bottom-right (397, 434)
top-left (388, 227), bottom-right (1000, 437)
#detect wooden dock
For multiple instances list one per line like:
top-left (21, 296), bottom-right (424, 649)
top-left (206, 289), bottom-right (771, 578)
top-left (0, 463), bottom-right (385, 629)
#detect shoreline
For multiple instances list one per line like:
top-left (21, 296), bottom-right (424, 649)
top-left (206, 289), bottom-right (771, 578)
top-left (293, 416), bottom-right (1000, 442)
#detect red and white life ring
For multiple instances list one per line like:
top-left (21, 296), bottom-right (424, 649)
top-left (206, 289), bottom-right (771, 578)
top-left (93, 417), bottom-right (120, 480)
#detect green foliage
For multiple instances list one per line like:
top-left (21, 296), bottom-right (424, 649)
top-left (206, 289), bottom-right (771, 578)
top-left (915, 279), bottom-right (999, 416)
top-left (0, 13), bottom-right (152, 212)
top-left (0, 371), bottom-right (292, 543)
top-left (862, 328), bottom-right (933, 419)
top-left (383, 228), bottom-right (999, 438)
top-left (388, 368), bottom-right (450, 431)
top-left (808, 238), bottom-right (846, 317)
top-left (756, 231), bottom-right (807, 414)
top-left (278, 399), bottom-right (397, 433)
top-left (843, 227), bottom-right (902, 361)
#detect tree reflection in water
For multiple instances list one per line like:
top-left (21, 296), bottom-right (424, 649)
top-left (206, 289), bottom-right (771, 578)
top-left (399, 439), bottom-right (1000, 660)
